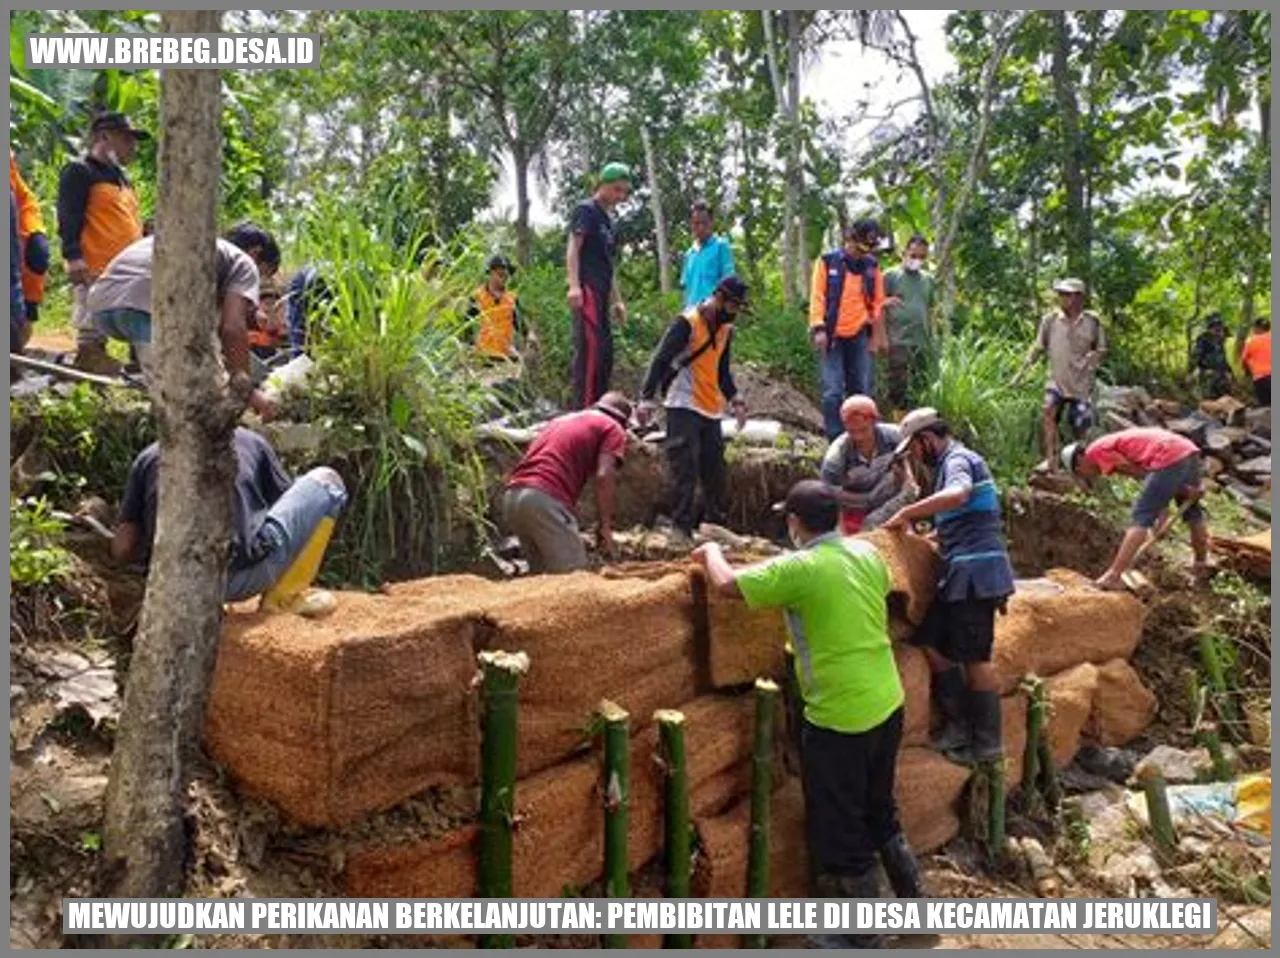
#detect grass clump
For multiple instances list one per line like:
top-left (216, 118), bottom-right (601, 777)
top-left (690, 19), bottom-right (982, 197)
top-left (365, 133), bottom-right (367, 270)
top-left (9, 497), bottom-right (74, 588)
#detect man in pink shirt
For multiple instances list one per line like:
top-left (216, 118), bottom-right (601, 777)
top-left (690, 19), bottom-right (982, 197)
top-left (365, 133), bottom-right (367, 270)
top-left (1063, 427), bottom-right (1209, 590)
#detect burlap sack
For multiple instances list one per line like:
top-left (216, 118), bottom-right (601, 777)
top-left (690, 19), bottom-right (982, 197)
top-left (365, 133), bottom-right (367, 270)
top-left (206, 593), bottom-right (480, 828)
top-left (1044, 663), bottom-right (1099, 767)
top-left (696, 566), bottom-right (790, 690)
top-left (859, 528), bottom-right (942, 627)
top-left (896, 747), bottom-right (970, 854)
top-left (896, 643), bottom-right (932, 747)
top-left (992, 570), bottom-right (1146, 693)
top-left (1089, 658), bottom-right (1157, 746)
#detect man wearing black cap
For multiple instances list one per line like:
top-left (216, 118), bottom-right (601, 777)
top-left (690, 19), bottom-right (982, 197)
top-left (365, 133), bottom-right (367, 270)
top-left (56, 112), bottom-right (148, 375)
top-left (693, 480), bottom-right (925, 943)
top-left (1191, 314), bottom-right (1232, 399)
top-left (639, 276), bottom-right (750, 545)
top-left (500, 391), bottom-right (633, 573)
top-left (467, 253), bottom-right (532, 361)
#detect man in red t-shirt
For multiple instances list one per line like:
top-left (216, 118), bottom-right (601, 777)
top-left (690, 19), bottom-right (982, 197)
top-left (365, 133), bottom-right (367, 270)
top-left (1063, 427), bottom-right (1209, 590)
top-left (501, 392), bottom-right (632, 573)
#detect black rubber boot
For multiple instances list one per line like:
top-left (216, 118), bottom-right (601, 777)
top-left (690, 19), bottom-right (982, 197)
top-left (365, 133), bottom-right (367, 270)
top-left (805, 874), bottom-right (853, 949)
top-left (878, 832), bottom-right (927, 899)
top-left (836, 870), bottom-right (887, 948)
top-left (963, 689), bottom-right (1004, 764)
top-left (930, 665), bottom-right (969, 754)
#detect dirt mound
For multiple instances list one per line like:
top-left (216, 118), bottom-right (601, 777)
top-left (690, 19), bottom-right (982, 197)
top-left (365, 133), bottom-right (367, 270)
top-left (1005, 490), bottom-right (1123, 577)
top-left (730, 364), bottom-right (824, 434)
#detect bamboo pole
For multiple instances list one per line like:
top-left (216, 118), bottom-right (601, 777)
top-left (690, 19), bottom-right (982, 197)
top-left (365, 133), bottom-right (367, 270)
top-left (477, 650), bottom-right (529, 950)
top-left (1137, 765), bottom-right (1177, 860)
top-left (1196, 722), bottom-right (1234, 781)
top-left (745, 679), bottom-right (779, 949)
top-left (1037, 736), bottom-right (1061, 811)
top-left (1021, 677), bottom-right (1045, 812)
top-left (1198, 633), bottom-right (1242, 741)
top-left (982, 760), bottom-right (1006, 862)
top-left (600, 699), bottom-right (630, 949)
top-left (655, 709), bottom-right (692, 950)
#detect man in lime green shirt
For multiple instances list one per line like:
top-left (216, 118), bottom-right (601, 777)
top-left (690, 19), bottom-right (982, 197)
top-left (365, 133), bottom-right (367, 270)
top-left (693, 480), bottom-right (924, 943)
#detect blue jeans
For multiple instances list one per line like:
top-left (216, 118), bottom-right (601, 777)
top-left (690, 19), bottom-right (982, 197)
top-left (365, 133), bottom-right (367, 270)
top-left (820, 329), bottom-right (874, 439)
top-left (225, 468), bottom-right (347, 601)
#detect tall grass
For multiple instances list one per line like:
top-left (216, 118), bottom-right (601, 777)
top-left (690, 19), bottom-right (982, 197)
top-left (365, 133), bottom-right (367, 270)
top-left (917, 330), bottom-right (1041, 483)
top-left (288, 198), bottom-right (496, 585)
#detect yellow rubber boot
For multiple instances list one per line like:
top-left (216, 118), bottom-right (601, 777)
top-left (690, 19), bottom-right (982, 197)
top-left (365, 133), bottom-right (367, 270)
top-left (259, 516), bottom-right (336, 613)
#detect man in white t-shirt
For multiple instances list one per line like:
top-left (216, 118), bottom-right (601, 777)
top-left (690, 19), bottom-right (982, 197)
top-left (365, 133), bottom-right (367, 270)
top-left (88, 222), bottom-right (280, 417)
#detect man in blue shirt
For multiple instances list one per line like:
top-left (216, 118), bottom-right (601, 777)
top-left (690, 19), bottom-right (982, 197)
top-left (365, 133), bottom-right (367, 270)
top-left (680, 200), bottom-right (736, 309)
top-left (883, 408), bottom-right (1015, 766)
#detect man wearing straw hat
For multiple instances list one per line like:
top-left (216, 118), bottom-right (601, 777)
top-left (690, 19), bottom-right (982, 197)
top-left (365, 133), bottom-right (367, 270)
top-left (566, 163), bottom-right (632, 409)
top-left (693, 480), bottom-right (926, 943)
top-left (1019, 277), bottom-right (1106, 473)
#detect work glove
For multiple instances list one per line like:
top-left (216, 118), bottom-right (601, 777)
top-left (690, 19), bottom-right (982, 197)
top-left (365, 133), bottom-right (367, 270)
top-left (24, 232), bottom-right (49, 273)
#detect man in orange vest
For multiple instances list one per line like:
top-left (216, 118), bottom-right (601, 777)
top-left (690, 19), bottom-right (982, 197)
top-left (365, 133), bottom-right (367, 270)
top-left (1240, 316), bottom-right (1271, 407)
top-left (639, 276), bottom-right (750, 544)
top-left (809, 219), bottom-right (888, 439)
top-left (467, 254), bottom-right (532, 361)
top-left (9, 150), bottom-right (50, 347)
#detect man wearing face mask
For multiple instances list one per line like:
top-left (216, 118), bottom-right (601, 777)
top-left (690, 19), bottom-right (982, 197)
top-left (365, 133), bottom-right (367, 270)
top-left (56, 113), bottom-right (147, 375)
top-left (819, 394), bottom-right (916, 534)
top-left (882, 409), bottom-right (1015, 766)
top-left (639, 276), bottom-right (750, 545)
top-left (691, 480), bottom-right (925, 939)
top-left (882, 235), bottom-right (937, 411)
top-left (809, 219), bottom-right (888, 440)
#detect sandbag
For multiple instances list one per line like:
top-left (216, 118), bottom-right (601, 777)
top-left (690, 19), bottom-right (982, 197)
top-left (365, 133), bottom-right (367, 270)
top-left (896, 643), bottom-right (932, 747)
top-left (859, 528), bottom-right (941, 627)
top-left (698, 566), bottom-right (789, 690)
top-left (1044, 663), bottom-right (1099, 767)
top-left (206, 593), bottom-right (480, 828)
top-left (992, 570), bottom-right (1146, 693)
top-left (896, 747), bottom-right (970, 854)
top-left (1090, 658), bottom-right (1157, 746)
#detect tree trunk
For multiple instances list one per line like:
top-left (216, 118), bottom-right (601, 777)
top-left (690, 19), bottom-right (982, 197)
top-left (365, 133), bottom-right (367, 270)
top-left (762, 10), bottom-right (798, 306)
top-left (1028, 195), bottom-right (1041, 321)
top-left (934, 12), bottom-right (1027, 329)
top-left (101, 8), bottom-right (242, 910)
top-left (1050, 11), bottom-right (1090, 284)
top-left (639, 124), bottom-right (671, 296)
top-left (786, 11), bottom-right (806, 302)
top-left (512, 145), bottom-right (532, 268)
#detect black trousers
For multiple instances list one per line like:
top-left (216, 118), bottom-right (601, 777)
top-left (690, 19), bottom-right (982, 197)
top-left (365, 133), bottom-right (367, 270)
top-left (570, 285), bottom-right (613, 409)
top-left (664, 407), bottom-right (726, 535)
top-left (1253, 375), bottom-right (1271, 407)
top-left (800, 708), bottom-right (905, 878)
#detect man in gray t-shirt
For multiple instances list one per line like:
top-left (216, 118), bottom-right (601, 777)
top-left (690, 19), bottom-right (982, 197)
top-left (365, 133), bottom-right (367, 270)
top-left (88, 223), bottom-right (280, 416)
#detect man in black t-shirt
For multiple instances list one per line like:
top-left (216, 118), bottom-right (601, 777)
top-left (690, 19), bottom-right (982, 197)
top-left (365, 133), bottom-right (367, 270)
top-left (112, 428), bottom-right (348, 611)
top-left (566, 162), bottom-right (631, 409)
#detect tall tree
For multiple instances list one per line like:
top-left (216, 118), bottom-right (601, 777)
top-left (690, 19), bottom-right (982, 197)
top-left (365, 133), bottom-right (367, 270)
top-left (1049, 11), bottom-right (1091, 285)
top-left (101, 8), bottom-right (243, 909)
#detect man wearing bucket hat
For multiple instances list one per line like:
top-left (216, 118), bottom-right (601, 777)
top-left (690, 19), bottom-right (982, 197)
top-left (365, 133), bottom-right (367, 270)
top-left (467, 253), bottom-right (533, 361)
top-left (639, 275), bottom-right (750, 544)
top-left (566, 162), bottom-right (632, 409)
top-left (1019, 277), bottom-right (1106, 473)
top-left (882, 409), bottom-right (1015, 765)
top-left (57, 112), bottom-right (148, 375)
top-left (1191, 313), bottom-right (1233, 399)
top-left (692, 480), bottom-right (925, 941)
top-left (501, 391), bottom-right (633, 573)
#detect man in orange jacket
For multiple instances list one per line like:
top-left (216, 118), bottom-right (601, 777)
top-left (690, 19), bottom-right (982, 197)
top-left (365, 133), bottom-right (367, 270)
top-left (1240, 317), bottom-right (1271, 407)
top-left (9, 150), bottom-right (50, 347)
top-left (809, 219), bottom-right (889, 439)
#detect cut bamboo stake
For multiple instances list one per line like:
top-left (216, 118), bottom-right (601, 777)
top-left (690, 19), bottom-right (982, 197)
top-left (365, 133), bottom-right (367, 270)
top-left (1037, 736), bottom-right (1061, 811)
top-left (477, 650), bottom-right (529, 950)
top-left (981, 760), bottom-right (1006, 862)
top-left (1197, 633), bottom-right (1242, 741)
top-left (781, 647), bottom-right (803, 776)
top-left (600, 699), bottom-right (631, 949)
top-left (1196, 722), bottom-right (1234, 781)
top-left (744, 679), bottom-right (779, 950)
top-left (1137, 765), bottom-right (1177, 860)
top-left (654, 709), bottom-right (691, 950)
top-left (1020, 677), bottom-right (1045, 812)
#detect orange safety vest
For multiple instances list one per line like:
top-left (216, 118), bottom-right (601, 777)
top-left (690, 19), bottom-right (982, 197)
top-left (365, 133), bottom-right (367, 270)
top-left (9, 151), bottom-right (45, 304)
top-left (665, 305), bottom-right (733, 417)
top-left (1242, 330), bottom-right (1272, 380)
top-left (473, 285), bottom-right (520, 358)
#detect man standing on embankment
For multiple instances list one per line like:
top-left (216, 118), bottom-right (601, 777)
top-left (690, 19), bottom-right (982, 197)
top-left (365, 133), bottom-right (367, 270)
top-left (566, 163), bottom-right (631, 409)
top-left (1063, 427), bottom-right (1210, 590)
top-left (693, 480), bottom-right (925, 945)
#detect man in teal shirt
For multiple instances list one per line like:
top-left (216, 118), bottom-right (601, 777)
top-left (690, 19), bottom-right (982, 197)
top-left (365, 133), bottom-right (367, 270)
top-left (680, 200), bottom-right (736, 309)
top-left (693, 480), bottom-right (925, 944)
top-left (882, 234), bottom-right (937, 410)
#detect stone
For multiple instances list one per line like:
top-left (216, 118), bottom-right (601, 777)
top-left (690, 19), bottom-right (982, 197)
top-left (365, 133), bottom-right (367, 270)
top-left (1210, 908), bottom-right (1271, 949)
top-left (1074, 744), bottom-right (1138, 784)
top-left (1234, 456), bottom-right (1272, 482)
top-left (1165, 415), bottom-right (1210, 447)
top-left (1135, 744), bottom-right (1210, 784)
top-left (1199, 394), bottom-right (1247, 426)
top-left (1243, 407), bottom-right (1272, 438)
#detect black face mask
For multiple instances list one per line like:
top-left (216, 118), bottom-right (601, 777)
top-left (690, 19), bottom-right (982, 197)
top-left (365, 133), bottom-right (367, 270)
top-left (920, 440), bottom-right (942, 468)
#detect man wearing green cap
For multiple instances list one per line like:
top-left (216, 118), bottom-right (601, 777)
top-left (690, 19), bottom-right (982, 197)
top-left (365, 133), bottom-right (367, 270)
top-left (566, 162), bottom-right (631, 409)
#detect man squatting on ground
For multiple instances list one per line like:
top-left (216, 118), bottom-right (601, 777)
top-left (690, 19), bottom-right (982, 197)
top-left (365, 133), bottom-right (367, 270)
top-left (1020, 277), bottom-right (1106, 473)
top-left (112, 427), bottom-right (348, 612)
top-left (693, 480), bottom-right (924, 949)
top-left (638, 276), bottom-right (750, 543)
top-left (1063, 427), bottom-right (1210, 591)
top-left (883, 408), bottom-right (1016, 766)
top-left (566, 163), bottom-right (631, 409)
top-left (819, 394), bottom-right (916, 535)
top-left (809, 219), bottom-right (888, 440)
top-left (500, 392), bottom-right (633, 574)
top-left (85, 223), bottom-right (281, 420)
